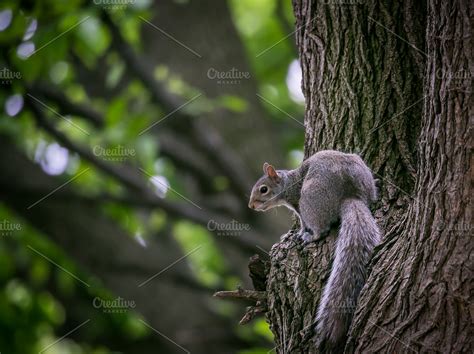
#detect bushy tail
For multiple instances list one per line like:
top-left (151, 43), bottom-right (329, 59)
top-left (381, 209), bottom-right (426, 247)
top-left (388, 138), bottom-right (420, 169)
top-left (316, 198), bottom-right (381, 348)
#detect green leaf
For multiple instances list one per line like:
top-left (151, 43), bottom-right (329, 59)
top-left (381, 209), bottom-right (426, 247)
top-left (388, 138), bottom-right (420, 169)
top-left (218, 95), bottom-right (248, 113)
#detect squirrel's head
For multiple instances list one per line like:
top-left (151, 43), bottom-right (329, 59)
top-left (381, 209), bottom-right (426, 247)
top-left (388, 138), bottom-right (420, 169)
top-left (248, 162), bottom-right (285, 211)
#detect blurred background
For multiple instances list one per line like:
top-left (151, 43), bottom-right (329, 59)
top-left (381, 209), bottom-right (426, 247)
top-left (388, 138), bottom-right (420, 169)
top-left (0, 0), bottom-right (305, 353)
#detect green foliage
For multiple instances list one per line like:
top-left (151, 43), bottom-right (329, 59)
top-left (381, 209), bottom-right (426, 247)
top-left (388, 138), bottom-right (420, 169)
top-left (0, 0), bottom-right (301, 351)
top-left (229, 0), bottom-right (304, 157)
top-left (173, 221), bottom-right (227, 287)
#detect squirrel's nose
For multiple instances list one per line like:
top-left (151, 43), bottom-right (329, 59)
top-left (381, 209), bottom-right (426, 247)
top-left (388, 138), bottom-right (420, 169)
top-left (248, 201), bottom-right (254, 209)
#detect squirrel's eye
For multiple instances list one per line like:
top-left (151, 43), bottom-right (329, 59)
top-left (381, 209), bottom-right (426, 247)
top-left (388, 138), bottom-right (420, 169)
top-left (259, 186), bottom-right (268, 194)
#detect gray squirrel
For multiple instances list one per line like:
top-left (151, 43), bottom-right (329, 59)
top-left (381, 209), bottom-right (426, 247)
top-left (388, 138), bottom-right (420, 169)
top-left (248, 150), bottom-right (381, 347)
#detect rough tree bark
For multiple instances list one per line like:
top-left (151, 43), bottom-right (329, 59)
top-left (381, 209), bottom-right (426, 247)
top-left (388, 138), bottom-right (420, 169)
top-left (347, 0), bottom-right (472, 352)
top-left (220, 0), bottom-right (471, 353)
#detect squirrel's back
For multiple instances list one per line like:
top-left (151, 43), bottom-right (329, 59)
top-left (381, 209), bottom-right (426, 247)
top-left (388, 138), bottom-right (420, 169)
top-left (297, 151), bottom-right (377, 239)
top-left (301, 150), bottom-right (377, 204)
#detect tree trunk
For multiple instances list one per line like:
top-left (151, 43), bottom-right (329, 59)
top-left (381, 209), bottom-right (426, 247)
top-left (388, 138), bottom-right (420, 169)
top-left (348, 0), bottom-right (472, 352)
top-left (263, 0), bottom-right (472, 353)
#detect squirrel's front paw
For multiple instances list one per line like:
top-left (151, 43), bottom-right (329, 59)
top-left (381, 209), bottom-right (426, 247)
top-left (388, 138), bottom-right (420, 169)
top-left (301, 233), bottom-right (317, 245)
top-left (298, 228), bottom-right (317, 245)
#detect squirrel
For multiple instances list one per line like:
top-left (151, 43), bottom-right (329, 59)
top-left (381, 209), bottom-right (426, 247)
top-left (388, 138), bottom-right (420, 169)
top-left (248, 150), bottom-right (381, 347)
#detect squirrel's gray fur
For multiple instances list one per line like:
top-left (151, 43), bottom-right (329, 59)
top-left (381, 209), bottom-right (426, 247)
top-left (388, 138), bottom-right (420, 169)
top-left (248, 150), bottom-right (381, 347)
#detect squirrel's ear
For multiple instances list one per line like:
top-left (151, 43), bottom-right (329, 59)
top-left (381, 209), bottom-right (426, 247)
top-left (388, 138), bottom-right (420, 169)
top-left (263, 162), bottom-right (270, 174)
top-left (266, 164), bottom-right (281, 182)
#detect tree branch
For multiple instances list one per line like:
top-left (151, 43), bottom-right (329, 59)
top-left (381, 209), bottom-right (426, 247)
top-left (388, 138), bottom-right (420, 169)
top-left (239, 304), bottom-right (267, 325)
top-left (29, 81), bottom-right (228, 195)
top-left (214, 288), bottom-right (268, 325)
top-left (29, 82), bottom-right (104, 128)
top-left (213, 288), bottom-right (266, 302)
top-left (24, 95), bottom-right (228, 226)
